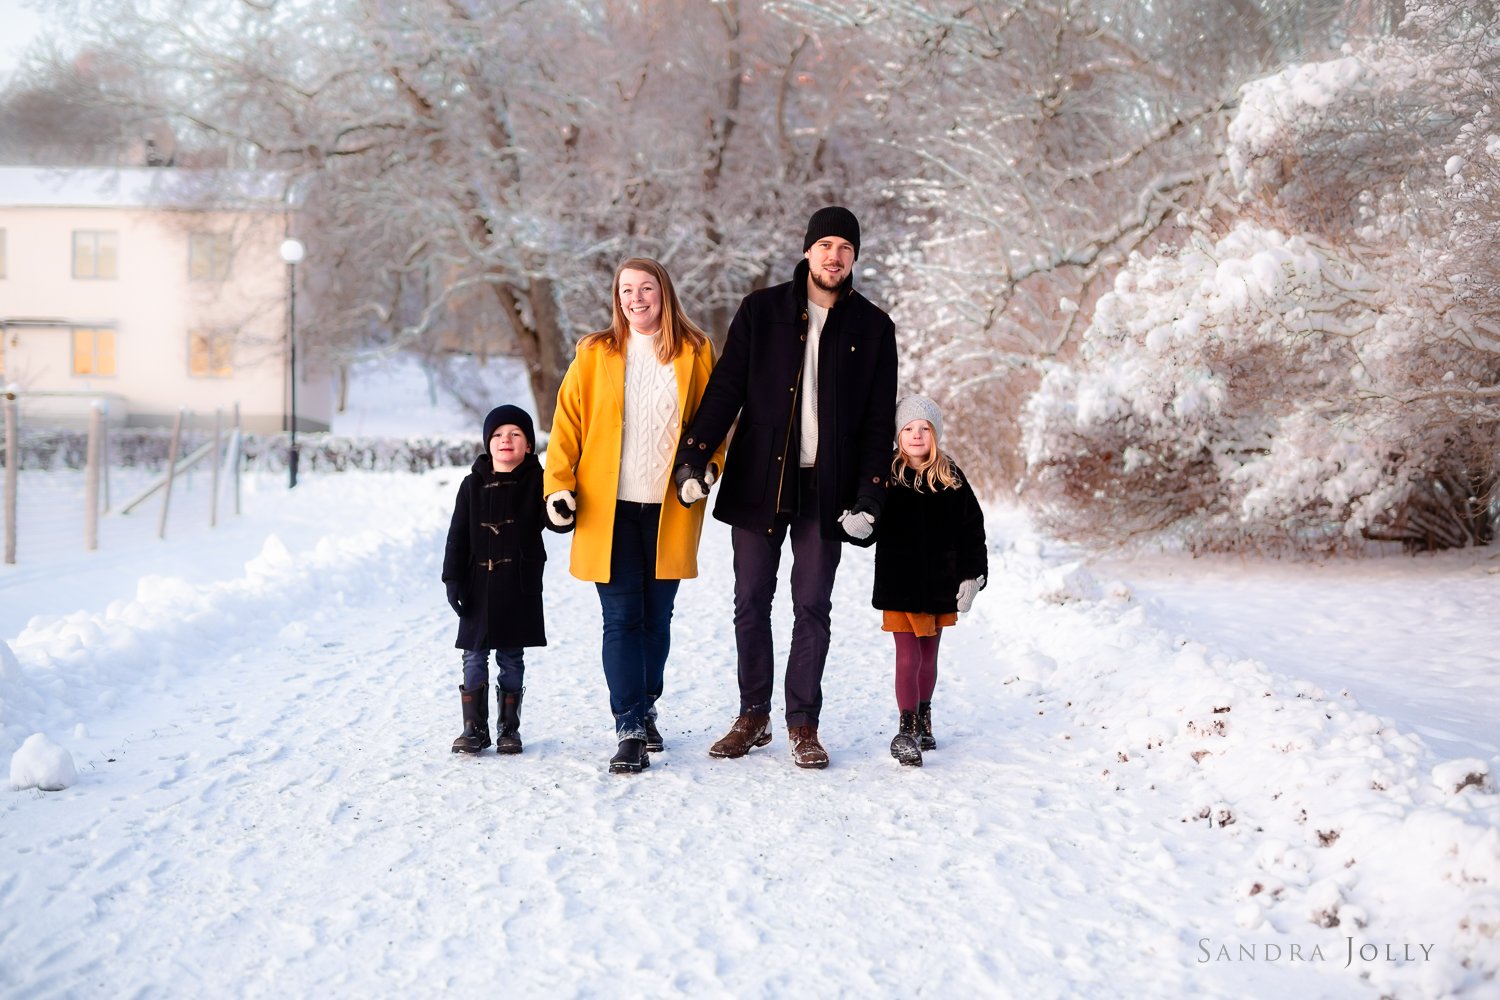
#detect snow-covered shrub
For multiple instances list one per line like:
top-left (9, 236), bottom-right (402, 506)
top-left (1024, 1), bottom-right (1500, 552)
top-left (1022, 222), bottom-right (1500, 551)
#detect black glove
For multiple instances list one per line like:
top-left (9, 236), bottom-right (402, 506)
top-left (672, 463), bottom-right (715, 508)
top-left (445, 581), bottom-right (465, 617)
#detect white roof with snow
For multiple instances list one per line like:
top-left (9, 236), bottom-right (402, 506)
top-left (0, 166), bottom-right (289, 210)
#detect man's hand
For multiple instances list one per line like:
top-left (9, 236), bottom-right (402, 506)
top-left (445, 581), bottom-right (466, 617)
top-left (546, 490), bottom-right (577, 531)
top-left (673, 464), bottom-right (716, 508)
top-left (837, 496), bottom-right (879, 541)
top-left (956, 575), bottom-right (986, 613)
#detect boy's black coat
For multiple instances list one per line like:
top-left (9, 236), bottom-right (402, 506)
top-left (871, 462), bottom-right (988, 614)
top-left (442, 452), bottom-right (549, 650)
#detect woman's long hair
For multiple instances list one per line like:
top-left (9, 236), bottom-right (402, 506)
top-left (578, 257), bottom-right (708, 363)
top-left (893, 421), bottom-right (962, 493)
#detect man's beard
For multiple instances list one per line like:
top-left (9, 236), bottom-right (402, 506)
top-left (809, 268), bottom-right (849, 294)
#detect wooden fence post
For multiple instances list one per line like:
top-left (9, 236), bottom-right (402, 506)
top-left (158, 409), bottom-right (184, 540)
top-left (84, 402), bottom-right (101, 551)
top-left (3, 390), bottom-right (16, 565)
top-left (210, 407), bottom-right (222, 528)
top-left (232, 403), bottom-right (242, 517)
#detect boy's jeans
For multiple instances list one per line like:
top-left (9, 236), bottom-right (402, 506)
top-left (462, 647), bottom-right (525, 692)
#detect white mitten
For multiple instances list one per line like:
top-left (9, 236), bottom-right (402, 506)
top-left (956, 575), bottom-right (986, 613)
top-left (838, 508), bottom-right (875, 541)
top-left (546, 490), bottom-right (576, 528)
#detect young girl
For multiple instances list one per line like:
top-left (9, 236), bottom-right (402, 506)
top-left (871, 395), bottom-right (987, 767)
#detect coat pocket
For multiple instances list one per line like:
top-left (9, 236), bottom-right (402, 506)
top-left (726, 422), bottom-right (774, 506)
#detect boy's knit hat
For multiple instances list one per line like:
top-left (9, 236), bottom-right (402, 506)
top-left (895, 394), bottom-right (942, 442)
top-left (482, 404), bottom-right (535, 452)
top-left (803, 206), bottom-right (861, 259)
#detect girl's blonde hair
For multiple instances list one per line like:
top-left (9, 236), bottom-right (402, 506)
top-left (579, 257), bottom-right (708, 364)
top-left (893, 420), bottom-right (962, 492)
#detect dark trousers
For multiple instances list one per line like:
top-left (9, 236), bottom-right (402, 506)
top-left (731, 494), bottom-right (843, 729)
top-left (462, 647), bottom-right (525, 692)
top-left (595, 501), bottom-right (680, 739)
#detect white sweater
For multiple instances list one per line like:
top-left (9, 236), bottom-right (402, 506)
top-left (799, 301), bottom-right (828, 467)
top-left (618, 330), bottom-right (681, 503)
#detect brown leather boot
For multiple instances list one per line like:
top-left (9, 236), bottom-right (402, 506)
top-left (707, 713), bottom-right (772, 758)
top-left (788, 725), bottom-right (829, 769)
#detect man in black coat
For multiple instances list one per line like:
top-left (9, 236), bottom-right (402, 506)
top-left (673, 206), bottom-right (898, 768)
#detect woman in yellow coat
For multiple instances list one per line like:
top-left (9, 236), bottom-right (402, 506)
top-left (543, 257), bottom-right (725, 774)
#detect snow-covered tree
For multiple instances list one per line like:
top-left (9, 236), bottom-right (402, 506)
top-left (1024, 0), bottom-right (1500, 551)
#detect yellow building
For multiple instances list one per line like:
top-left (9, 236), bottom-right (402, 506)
top-left (0, 167), bottom-right (330, 432)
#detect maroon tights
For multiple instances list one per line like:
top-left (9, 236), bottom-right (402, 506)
top-left (893, 629), bottom-right (942, 712)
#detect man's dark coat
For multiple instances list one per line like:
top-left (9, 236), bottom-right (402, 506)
top-left (676, 259), bottom-right (898, 539)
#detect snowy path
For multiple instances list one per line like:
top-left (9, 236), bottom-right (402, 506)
top-left (2, 472), bottom-right (1496, 998)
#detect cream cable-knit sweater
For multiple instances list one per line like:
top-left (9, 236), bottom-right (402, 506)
top-left (618, 329), bottom-right (681, 503)
top-left (799, 301), bottom-right (829, 467)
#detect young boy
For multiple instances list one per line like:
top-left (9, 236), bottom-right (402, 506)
top-left (442, 403), bottom-right (559, 754)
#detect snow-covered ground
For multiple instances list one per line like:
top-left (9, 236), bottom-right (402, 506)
top-left (2, 356), bottom-right (1497, 998)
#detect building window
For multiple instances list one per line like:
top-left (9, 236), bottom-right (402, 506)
top-left (73, 230), bottom-right (118, 279)
top-left (188, 328), bottom-right (234, 378)
top-left (72, 327), bottom-right (117, 376)
top-left (188, 232), bottom-right (232, 281)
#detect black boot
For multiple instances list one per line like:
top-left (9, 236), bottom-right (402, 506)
top-left (495, 688), bottom-right (524, 755)
top-left (916, 700), bottom-right (936, 751)
top-left (452, 684), bottom-right (492, 754)
top-left (643, 716), bottom-right (664, 753)
top-left (609, 738), bottom-right (651, 774)
top-left (890, 710), bottom-right (923, 767)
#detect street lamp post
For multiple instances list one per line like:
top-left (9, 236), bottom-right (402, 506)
top-left (279, 237), bottom-right (305, 488)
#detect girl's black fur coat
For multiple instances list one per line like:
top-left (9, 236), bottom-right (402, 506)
top-left (870, 460), bottom-right (988, 614)
top-left (442, 452), bottom-right (549, 650)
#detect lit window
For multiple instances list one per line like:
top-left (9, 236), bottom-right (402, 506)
top-left (188, 232), bottom-right (232, 281)
top-left (188, 329), bottom-right (234, 377)
top-left (72, 327), bottom-right (117, 376)
top-left (73, 231), bottom-right (118, 279)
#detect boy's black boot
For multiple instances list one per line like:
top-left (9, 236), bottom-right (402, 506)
top-left (890, 710), bottom-right (923, 767)
top-left (495, 688), bottom-right (524, 755)
top-left (916, 700), bottom-right (936, 751)
top-left (452, 684), bottom-right (492, 754)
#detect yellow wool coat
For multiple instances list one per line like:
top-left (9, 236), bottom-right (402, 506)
top-left (543, 335), bottom-right (725, 583)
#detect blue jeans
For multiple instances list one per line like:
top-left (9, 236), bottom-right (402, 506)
top-left (462, 647), bottom-right (525, 693)
top-left (595, 501), bottom-right (680, 739)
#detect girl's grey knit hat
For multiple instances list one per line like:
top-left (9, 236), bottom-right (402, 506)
top-left (894, 394), bottom-right (943, 441)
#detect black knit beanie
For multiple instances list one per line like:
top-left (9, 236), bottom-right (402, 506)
top-left (482, 404), bottom-right (535, 452)
top-left (803, 206), bottom-right (861, 259)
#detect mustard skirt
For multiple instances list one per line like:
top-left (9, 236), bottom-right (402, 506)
top-left (882, 610), bottom-right (958, 637)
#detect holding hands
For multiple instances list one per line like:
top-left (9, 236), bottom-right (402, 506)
top-left (673, 464), bottom-right (716, 508)
top-left (837, 496), bottom-right (880, 541)
top-left (546, 490), bottom-right (577, 531)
